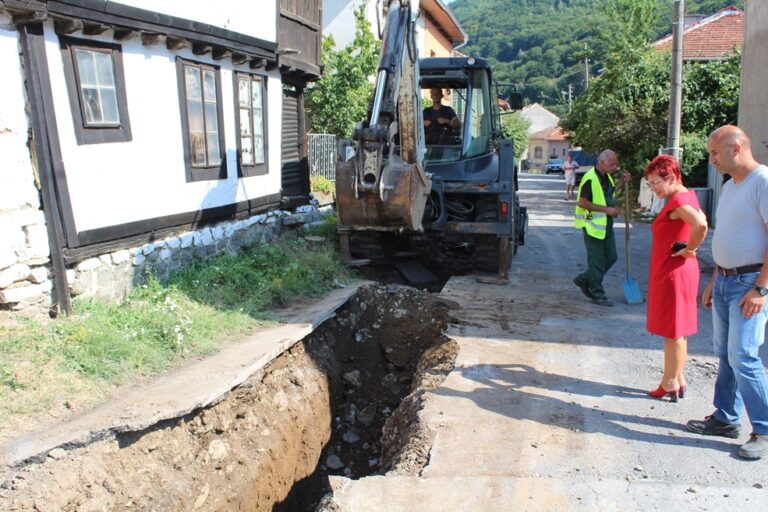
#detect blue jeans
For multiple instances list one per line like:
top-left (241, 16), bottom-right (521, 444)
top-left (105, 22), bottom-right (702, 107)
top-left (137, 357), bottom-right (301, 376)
top-left (711, 272), bottom-right (768, 434)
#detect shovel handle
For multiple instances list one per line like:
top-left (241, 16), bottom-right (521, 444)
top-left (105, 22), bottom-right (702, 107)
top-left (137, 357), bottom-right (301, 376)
top-left (625, 181), bottom-right (631, 273)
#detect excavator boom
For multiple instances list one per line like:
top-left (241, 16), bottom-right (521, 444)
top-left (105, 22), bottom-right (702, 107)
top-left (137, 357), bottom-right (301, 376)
top-left (335, 0), bottom-right (431, 232)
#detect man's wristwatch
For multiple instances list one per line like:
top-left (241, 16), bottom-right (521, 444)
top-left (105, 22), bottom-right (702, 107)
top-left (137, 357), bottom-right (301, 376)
top-left (755, 286), bottom-right (768, 297)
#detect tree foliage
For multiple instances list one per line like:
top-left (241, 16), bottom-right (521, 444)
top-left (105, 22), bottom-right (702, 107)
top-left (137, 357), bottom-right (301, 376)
top-left (500, 112), bottom-right (531, 160)
top-left (558, 1), bottom-right (741, 185)
top-left (449, 0), bottom-right (743, 109)
top-left (304, 4), bottom-right (380, 137)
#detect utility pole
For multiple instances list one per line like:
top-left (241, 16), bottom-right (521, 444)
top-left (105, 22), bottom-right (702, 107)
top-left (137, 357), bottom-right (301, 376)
top-left (665, 0), bottom-right (684, 161)
top-left (584, 43), bottom-right (590, 90)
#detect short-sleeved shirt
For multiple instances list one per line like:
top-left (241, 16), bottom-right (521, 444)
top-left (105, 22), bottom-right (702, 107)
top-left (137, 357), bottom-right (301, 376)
top-left (712, 165), bottom-right (768, 268)
top-left (580, 169), bottom-right (616, 207)
top-left (423, 105), bottom-right (457, 127)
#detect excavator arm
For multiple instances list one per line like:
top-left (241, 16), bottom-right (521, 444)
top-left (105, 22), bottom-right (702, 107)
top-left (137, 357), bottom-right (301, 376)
top-left (336, 0), bottom-right (431, 232)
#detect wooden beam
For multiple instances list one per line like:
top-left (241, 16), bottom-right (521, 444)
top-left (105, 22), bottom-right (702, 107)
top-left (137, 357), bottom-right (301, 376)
top-left (140, 31), bottom-right (162, 46)
top-left (265, 60), bottom-right (278, 71)
top-left (112, 28), bottom-right (135, 41)
top-left (249, 58), bottom-right (267, 69)
top-left (212, 47), bottom-right (231, 60)
top-left (10, 11), bottom-right (47, 25)
top-left (53, 18), bottom-right (83, 35)
top-left (165, 36), bottom-right (189, 51)
top-left (82, 23), bottom-right (109, 36)
top-left (192, 42), bottom-right (212, 55)
top-left (231, 53), bottom-right (248, 66)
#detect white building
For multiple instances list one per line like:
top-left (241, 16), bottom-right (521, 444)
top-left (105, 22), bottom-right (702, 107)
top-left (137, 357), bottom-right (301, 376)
top-left (0, 0), bottom-right (322, 314)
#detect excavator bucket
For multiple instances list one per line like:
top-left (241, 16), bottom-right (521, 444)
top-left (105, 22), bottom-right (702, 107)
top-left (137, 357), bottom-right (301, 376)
top-left (336, 157), bottom-right (431, 231)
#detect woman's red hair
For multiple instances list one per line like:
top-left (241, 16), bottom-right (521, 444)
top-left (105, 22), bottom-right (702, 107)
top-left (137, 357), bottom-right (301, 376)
top-left (643, 154), bottom-right (682, 183)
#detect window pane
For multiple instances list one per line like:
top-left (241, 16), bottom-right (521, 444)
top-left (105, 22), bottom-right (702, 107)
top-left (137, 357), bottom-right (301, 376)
top-left (207, 134), bottom-right (220, 165)
top-left (81, 87), bottom-right (102, 124)
top-left (238, 77), bottom-right (250, 108)
top-left (253, 135), bottom-right (264, 164)
top-left (94, 52), bottom-right (115, 86)
top-left (187, 99), bottom-right (204, 132)
top-left (204, 103), bottom-right (219, 134)
top-left (241, 136), bottom-right (254, 165)
top-left (100, 88), bottom-right (120, 124)
top-left (74, 50), bottom-right (96, 85)
top-left (239, 108), bottom-right (252, 137)
top-left (184, 66), bottom-right (201, 100)
top-left (252, 108), bottom-right (263, 135)
top-left (203, 70), bottom-right (216, 102)
top-left (251, 80), bottom-right (262, 108)
top-left (190, 132), bottom-right (206, 165)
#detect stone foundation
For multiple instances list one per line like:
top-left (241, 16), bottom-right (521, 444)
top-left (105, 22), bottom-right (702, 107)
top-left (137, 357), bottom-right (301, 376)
top-left (0, 204), bottom-right (333, 316)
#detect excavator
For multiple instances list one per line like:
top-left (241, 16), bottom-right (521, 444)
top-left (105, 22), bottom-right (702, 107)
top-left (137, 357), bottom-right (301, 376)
top-left (335, 0), bottom-right (526, 283)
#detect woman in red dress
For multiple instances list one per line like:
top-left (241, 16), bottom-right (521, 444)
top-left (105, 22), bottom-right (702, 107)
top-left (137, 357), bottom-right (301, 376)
top-left (645, 155), bottom-right (708, 401)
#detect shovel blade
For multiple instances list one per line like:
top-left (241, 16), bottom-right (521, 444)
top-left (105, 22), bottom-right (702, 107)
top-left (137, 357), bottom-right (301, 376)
top-left (623, 276), bottom-right (644, 304)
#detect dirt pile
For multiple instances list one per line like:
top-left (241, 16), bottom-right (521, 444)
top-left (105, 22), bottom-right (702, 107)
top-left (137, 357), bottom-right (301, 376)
top-left (0, 285), bottom-right (457, 511)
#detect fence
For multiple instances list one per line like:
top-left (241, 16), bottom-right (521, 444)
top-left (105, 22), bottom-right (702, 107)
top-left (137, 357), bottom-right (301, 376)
top-left (308, 133), bottom-right (337, 181)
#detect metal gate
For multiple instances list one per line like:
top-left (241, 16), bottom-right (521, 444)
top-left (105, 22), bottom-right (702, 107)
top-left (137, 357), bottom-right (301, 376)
top-left (308, 133), bottom-right (337, 181)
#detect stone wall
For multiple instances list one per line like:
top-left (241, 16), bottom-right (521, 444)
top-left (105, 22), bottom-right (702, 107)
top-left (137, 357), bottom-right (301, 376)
top-left (1, 203), bottom-right (331, 316)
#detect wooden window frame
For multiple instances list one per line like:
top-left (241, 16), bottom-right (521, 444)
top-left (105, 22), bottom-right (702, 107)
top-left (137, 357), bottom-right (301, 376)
top-left (233, 72), bottom-right (269, 178)
top-left (175, 57), bottom-right (227, 182)
top-left (60, 36), bottom-right (132, 145)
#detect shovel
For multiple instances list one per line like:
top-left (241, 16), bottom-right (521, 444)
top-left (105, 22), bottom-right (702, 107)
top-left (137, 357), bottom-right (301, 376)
top-left (623, 181), bottom-right (644, 304)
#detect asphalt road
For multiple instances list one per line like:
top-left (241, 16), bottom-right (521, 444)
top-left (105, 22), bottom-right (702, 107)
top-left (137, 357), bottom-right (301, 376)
top-left (325, 172), bottom-right (768, 511)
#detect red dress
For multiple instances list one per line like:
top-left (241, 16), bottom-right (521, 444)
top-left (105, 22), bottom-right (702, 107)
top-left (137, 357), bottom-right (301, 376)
top-left (647, 190), bottom-right (701, 338)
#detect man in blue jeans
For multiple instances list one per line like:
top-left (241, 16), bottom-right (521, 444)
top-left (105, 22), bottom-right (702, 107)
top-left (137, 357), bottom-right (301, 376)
top-left (686, 125), bottom-right (768, 460)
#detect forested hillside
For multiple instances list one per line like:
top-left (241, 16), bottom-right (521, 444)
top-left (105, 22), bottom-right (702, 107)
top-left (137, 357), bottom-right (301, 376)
top-left (449, 0), bottom-right (743, 112)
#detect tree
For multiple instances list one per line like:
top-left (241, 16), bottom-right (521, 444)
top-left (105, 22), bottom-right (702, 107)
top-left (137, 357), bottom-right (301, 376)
top-left (560, 0), bottom-right (740, 185)
top-left (304, 3), bottom-right (380, 137)
top-left (500, 112), bottom-right (531, 160)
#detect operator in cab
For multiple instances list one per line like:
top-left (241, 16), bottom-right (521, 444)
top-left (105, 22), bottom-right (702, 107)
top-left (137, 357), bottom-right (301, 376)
top-left (423, 87), bottom-right (460, 144)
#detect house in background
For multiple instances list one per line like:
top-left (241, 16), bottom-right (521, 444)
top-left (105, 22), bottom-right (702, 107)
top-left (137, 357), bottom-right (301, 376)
top-left (527, 126), bottom-right (572, 170)
top-left (652, 6), bottom-right (743, 61)
top-left (323, 0), bottom-right (466, 57)
top-left (518, 103), bottom-right (559, 168)
top-left (0, 0), bottom-right (322, 315)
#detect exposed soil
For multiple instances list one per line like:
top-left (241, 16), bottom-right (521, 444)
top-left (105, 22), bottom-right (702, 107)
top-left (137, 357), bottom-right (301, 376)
top-left (0, 285), bottom-right (457, 511)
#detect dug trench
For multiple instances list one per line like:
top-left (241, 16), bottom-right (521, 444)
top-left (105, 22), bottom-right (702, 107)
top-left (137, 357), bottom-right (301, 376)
top-left (0, 285), bottom-right (458, 511)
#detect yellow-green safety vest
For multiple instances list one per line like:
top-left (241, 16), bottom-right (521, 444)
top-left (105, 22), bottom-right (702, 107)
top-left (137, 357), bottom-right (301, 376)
top-left (574, 167), bottom-right (614, 240)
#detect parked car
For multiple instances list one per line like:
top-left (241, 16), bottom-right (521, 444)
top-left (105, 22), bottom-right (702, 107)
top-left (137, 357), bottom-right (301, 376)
top-left (545, 158), bottom-right (564, 174)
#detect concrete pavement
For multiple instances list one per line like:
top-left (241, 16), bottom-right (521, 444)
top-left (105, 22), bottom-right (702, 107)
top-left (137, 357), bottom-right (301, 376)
top-left (324, 172), bottom-right (768, 511)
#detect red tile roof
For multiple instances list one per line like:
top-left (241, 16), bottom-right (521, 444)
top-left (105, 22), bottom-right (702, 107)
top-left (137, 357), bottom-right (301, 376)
top-left (530, 126), bottom-right (569, 141)
top-left (652, 7), bottom-right (743, 61)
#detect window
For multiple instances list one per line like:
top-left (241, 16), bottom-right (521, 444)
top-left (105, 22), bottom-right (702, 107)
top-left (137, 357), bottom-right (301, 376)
top-left (176, 58), bottom-right (226, 182)
top-left (534, 146), bottom-right (542, 159)
top-left (234, 73), bottom-right (268, 177)
top-left (60, 37), bottom-right (131, 145)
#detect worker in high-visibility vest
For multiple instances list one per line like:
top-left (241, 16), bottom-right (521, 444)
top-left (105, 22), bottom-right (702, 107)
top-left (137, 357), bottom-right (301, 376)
top-left (573, 149), bottom-right (630, 307)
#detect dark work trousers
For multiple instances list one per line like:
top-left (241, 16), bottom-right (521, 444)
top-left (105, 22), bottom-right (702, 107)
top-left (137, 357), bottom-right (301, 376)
top-left (575, 219), bottom-right (617, 300)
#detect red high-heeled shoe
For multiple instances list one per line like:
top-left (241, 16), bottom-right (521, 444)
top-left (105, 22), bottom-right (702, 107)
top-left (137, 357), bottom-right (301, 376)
top-left (648, 385), bottom-right (679, 402)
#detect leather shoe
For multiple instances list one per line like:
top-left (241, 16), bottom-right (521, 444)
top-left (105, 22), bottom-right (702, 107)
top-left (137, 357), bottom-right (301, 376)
top-left (573, 278), bottom-right (594, 299)
top-left (739, 434), bottom-right (768, 459)
top-left (686, 414), bottom-right (741, 439)
top-left (591, 298), bottom-right (613, 307)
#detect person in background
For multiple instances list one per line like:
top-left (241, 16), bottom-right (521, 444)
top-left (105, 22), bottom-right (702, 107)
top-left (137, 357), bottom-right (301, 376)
top-left (644, 154), bottom-right (707, 402)
top-left (686, 125), bottom-right (768, 460)
top-left (573, 149), bottom-right (630, 307)
top-left (563, 154), bottom-right (579, 201)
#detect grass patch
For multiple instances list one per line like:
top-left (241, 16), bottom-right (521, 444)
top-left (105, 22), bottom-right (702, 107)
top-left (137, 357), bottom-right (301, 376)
top-left (0, 236), bottom-right (353, 439)
top-left (304, 213), bottom-right (339, 242)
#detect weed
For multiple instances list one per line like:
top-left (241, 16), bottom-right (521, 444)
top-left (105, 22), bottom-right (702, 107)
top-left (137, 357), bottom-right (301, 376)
top-left (0, 236), bottom-right (353, 439)
top-left (310, 174), bottom-right (335, 196)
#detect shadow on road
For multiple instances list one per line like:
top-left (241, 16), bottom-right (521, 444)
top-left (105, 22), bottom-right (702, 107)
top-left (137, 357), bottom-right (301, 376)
top-left (434, 362), bottom-right (738, 454)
